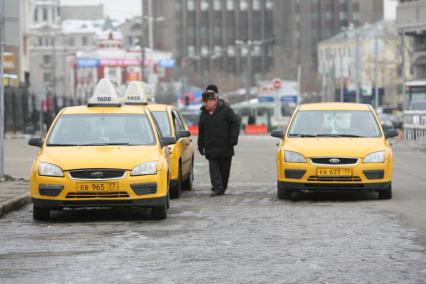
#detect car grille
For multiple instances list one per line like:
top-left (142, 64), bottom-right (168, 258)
top-left (311, 157), bottom-right (359, 165)
top-left (69, 169), bottom-right (125, 180)
top-left (66, 192), bottom-right (130, 199)
top-left (308, 176), bottom-right (362, 182)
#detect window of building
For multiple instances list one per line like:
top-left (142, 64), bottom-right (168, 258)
top-left (187, 0), bottom-right (195, 11)
top-left (253, 0), bottom-right (260, 10)
top-left (227, 0), bottom-right (235, 11)
top-left (201, 46), bottom-right (209, 57)
top-left (353, 12), bottom-right (359, 21)
top-left (43, 8), bottom-right (48, 21)
top-left (188, 46), bottom-right (195, 57)
top-left (43, 55), bottom-right (51, 65)
top-left (325, 11), bottom-right (332, 20)
top-left (33, 8), bottom-right (38, 22)
top-left (38, 37), bottom-right (43, 46)
top-left (227, 46), bottom-right (236, 57)
top-left (43, 73), bottom-right (52, 82)
top-left (214, 46), bottom-right (222, 57)
top-left (201, 0), bottom-right (209, 11)
top-left (266, 0), bottom-right (273, 10)
top-left (214, 26), bottom-right (221, 39)
top-left (214, 0), bottom-right (222, 11)
top-left (176, 0), bottom-right (182, 11)
top-left (82, 36), bottom-right (88, 46)
top-left (253, 45), bottom-right (261, 56)
top-left (339, 11), bottom-right (347, 21)
top-left (68, 37), bottom-right (75, 46)
top-left (240, 0), bottom-right (248, 11)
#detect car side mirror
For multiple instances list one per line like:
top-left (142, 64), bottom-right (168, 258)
top-left (161, 137), bottom-right (177, 147)
top-left (176, 130), bottom-right (191, 139)
top-left (28, 137), bottom-right (43, 148)
top-left (385, 129), bottom-right (399, 139)
top-left (270, 130), bottom-right (284, 139)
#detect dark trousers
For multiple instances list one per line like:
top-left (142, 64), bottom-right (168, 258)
top-left (208, 157), bottom-right (232, 192)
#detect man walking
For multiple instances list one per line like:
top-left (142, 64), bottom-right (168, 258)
top-left (198, 85), bottom-right (241, 197)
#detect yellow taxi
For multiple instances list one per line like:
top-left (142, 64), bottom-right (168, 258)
top-left (271, 103), bottom-right (399, 200)
top-left (28, 79), bottom-right (175, 220)
top-left (123, 82), bottom-right (194, 199)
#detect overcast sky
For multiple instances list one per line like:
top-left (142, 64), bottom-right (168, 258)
top-left (60, 0), bottom-right (398, 21)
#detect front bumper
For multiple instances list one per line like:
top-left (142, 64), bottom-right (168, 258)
top-left (278, 181), bottom-right (391, 192)
top-left (32, 196), bottom-right (167, 208)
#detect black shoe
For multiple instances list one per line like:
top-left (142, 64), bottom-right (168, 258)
top-left (210, 190), bottom-right (225, 197)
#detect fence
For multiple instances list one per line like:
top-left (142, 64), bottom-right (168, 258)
top-left (4, 86), bottom-right (79, 134)
top-left (403, 110), bottom-right (426, 144)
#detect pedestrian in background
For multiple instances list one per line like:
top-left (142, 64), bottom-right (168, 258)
top-left (198, 85), bottom-right (241, 197)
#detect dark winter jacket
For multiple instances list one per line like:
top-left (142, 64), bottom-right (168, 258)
top-left (198, 99), bottom-right (241, 159)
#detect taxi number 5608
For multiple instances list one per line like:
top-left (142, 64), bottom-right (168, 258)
top-left (97, 97), bottom-right (112, 102)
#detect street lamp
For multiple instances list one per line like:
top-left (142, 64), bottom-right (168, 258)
top-left (235, 39), bottom-right (273, 103)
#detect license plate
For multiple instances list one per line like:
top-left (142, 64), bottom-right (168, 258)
top-left (316, 168), bottom-right (352, 177)
top-left (77, 182), bottom-right (118, 192)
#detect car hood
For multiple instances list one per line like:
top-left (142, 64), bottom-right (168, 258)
top-left (39, 145), bottom-right (160, 170)
top-left (283, 137), bottom-right (386, 158)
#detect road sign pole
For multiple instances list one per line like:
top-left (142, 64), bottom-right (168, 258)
top-left (0, 0), bottom-right (5, 179)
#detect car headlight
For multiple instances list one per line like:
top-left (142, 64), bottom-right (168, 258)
top-left (38, 162), bottom-right (64, 177)
top-left (131, 161), bottom-right (158, 176)
top-left (284, 151), bottom-right (306, 163)
top-left (364, 151), bottom-right (385, 163)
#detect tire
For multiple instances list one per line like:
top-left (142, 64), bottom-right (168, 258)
top-left (378, 183), bottom-right (392, 200)
top-left (183, 163), bottom-right (193, 191)
top-left (33, 205), bottom-right (50, 221)
top-left (170, 164), bottom-right (182, 199)
top-left (151, 202), bottom-right (167, 220)
top-left (277, 183), bottom-right (291, 200)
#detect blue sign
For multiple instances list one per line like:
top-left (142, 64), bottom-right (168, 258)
top-left (77, 58), bottom-right (100, 68)
top-left (159, 59), bottom-right (176, 68)
top-left (258, 96), bottom-right (298, 103)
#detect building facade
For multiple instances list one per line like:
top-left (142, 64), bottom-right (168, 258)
top-left (318, 20), bottom-right (408, 107)
top-left (143, 0), bottom-right (383, 91)
top-left (397, 0), bottom-right (426, 80)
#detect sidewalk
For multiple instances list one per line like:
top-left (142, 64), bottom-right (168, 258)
top-left (0, 176), bottom-right (30, 218)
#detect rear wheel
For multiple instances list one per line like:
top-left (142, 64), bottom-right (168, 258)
top-left (33, 205), bottom-right (50, 221)
top-left (170, 164), bottom-right (182, 199)
top-left (378, 183), bottom-right (392, 200)
top-left (183, 163), bottom-right (194, 191)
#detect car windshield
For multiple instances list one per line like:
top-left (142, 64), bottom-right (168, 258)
top-left (47, 114), bottom-right (156, 146)
top-left (288, 110), bottom-right (382, 138)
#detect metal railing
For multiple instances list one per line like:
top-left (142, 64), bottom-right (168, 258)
top-left (403, 110), bottom-right (426, 144)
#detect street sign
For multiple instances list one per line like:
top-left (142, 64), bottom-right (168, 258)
top-left (273, 79), bottom-right (281, 89)
top-left (159, 59), bottom-right (176, 68)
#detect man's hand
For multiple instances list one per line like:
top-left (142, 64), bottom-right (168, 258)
top-left (198, 148), bottom-right (205, 156)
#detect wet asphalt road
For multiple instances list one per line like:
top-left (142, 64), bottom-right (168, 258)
top-left (0, 137), bottom-right (426, 283)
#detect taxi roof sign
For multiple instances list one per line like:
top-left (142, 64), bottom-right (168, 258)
top-left (88, 78), bottom-right (121, 107)
top-left (123, 81), bottom-right (153, 105)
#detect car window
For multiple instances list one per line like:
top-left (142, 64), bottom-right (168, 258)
top-left (151, 111), bottom-right (173, 137)
top-left (172, 110), bottom-right (185, 132)
top-left (288, 110), bottom-right (381, 138)
top-left (47, 114), bottom-right (156, 146)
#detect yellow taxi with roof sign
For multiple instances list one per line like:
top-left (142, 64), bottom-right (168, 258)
top-left (271, 103), bottom-right (399, 200)
top-left (123, 82), bottom-right (194, 199)
top-left (28, 79), bottom-right (174, 220)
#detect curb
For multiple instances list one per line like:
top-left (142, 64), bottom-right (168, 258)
top-left (0, 193), bottom-right (30, 218)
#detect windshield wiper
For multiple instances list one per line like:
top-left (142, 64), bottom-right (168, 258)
top-left (316, 134), bottom-right (363, 138)
top-left (79, 143), bottom-right (131, 146)
top-left (46, 143), bottom-right (80, 146)
top-left (288, 134), bottom-right (317, 137)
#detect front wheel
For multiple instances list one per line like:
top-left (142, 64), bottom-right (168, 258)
top-left (277, 183), bottom-right (292, 200)
top-left (378, 184), bottom-right (392, 200)
top-left (33, 205), bottom-right (50, 221)
top-left (151, 202), bottom-right (167, 220)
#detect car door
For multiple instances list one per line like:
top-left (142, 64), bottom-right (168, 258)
top-left (171, 109), bottom-right (192, 177)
